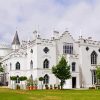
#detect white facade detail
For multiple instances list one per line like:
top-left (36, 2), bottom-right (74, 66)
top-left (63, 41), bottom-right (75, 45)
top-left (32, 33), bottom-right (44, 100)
top-left (0, 30), bottom-right (100, 89)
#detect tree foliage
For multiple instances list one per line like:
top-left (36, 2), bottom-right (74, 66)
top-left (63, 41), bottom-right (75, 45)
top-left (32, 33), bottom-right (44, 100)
top-left (0, 64), bottom-right (4, 72)
top-left (19, 76), bottom-right (27, 81)
top-left (10, 76), bottom-right (27, 81)
top-left (10, 76), bottom-right (17, 81)
top-left (39, 77), bottom-right (44, 81)
top-left (39, 77), bottom-right (44, 89)
top-left (52, 56), bottom-right (71, 89)
top-left (96, 66), bottom-right (100, 80)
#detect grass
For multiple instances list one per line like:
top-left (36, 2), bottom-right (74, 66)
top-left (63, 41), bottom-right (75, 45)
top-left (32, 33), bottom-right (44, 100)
top-left (0, 88), bottom-right (100, 100)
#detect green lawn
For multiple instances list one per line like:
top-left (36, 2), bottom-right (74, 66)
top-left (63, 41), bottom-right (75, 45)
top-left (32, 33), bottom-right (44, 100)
top-left (0, 88), bottom-right (100, 100)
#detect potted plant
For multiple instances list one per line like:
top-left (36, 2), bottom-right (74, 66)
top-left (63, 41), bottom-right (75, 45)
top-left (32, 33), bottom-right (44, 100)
top-left (58, 85), bottom-right (60, 89)
top-left (27, 83), bottom-right (30, 90)
top-left (45, 84), bottom-right (49, 89)
top-left (50, 85), bottom-right (53, 89)
top-left (54, 84), bottom-right (57, 89)
top-left (10, 76), bottom-right (17, 89)
top-left (34, 84), bottom-right (37, 90)
top-left (30, 83), bottom-right (34, 90)
top-left (39, 77), bottom-right (44, 89)
top-left (16, 84), bottom-right (20, 89)
top-left (33, 79), bottom-right (38, 90)
top-left (19, 76), bottom-right (27, 89)
top-left (27, 78), bottom-right (33, 90)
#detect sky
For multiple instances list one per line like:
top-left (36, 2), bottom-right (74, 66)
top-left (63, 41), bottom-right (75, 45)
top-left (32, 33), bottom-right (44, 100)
top-left (0, 0), bottom-right (100, 44)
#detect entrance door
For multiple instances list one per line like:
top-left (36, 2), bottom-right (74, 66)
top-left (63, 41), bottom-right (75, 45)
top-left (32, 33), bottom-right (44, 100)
top-left (72, 77), bottom-right (76, 88)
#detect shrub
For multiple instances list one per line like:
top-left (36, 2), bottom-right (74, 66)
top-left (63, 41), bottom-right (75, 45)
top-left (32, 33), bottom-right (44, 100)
top-left (45, 84), bottom-right (49, 89)
top-left (89, 87), bottom-right (95, 89)
top-left (50, 85), bottom-right (53, 89)
top-left (16, 85), bottom-right (20, 90)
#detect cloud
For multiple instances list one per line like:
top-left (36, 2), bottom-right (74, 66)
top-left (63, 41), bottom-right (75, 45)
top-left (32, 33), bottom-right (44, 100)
top-left (0, 0), bottom-right (100, 44)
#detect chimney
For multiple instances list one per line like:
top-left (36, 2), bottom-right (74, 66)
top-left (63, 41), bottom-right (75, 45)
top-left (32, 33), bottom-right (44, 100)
top-left (33, 30), bottom-right (37, 40)
top-left (53, 31), bottom-right (59, 39)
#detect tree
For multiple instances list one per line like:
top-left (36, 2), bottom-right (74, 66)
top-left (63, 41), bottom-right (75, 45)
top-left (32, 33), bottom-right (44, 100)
top-left (19, 76), bottom-right (27, 85)
top-left (96, 66), bottom-right (100, 84)
top-left (19, 76), bottom-right (27, 81)
top-left (19, 76), bottom-right (27, 89)
top-left (0, 64), bottom-right (4, 86)
top-left (10, 76), bottom-right (17, 89)
top-left (52, 56), bottom-right (71, 89)
top-left (10, 76), bottom-right (17, 81)
top-left (0, 64), bottom-right (4, 73)
top-left (39, 77), bottom-right (44, 89)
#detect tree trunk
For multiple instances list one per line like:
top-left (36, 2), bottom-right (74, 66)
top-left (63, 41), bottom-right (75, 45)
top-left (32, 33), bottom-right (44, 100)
top-left (61, 80), bottom-right (63, 90)
top-left (41, 81), bottom-right (42, 89)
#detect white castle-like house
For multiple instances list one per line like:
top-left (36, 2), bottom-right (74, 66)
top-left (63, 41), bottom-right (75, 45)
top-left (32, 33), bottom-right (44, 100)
top-left (0, 30), bottom-right (100, 89)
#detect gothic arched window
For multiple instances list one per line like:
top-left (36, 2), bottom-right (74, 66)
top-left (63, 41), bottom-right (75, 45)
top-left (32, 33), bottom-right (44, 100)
top-left (30, 49), bottom-right (33, 53)
top-left (43, 59), bottom-right (49, 68)
top-left (16, 62), bottom-right (20, 70)
top-left (91, 51), bottom-right (97, 65)
top-left (72, 62), bottom-right (76, 72)
top-left (43, 74), bottom-right (49, 84)
top-left (30, 60), bottom-right (33, 69)
top-left (63, 43), bottom-right (73, 54)
top-left (10, 63), bottom-right (12, 70)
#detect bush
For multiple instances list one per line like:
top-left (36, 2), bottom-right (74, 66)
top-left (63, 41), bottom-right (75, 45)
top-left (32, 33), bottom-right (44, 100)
top-left (45, 85), bottom-right (49, 89)
top-left (58, 85), bottom-right (60, 89)
top-left (89, 87), bottom-right (95, 89)
top-left (54, 84), bottom-right (57, 89)
top-left (50, 85), bottom-right (53, 89)
top-left (16, 85), bottom-right (20, 90)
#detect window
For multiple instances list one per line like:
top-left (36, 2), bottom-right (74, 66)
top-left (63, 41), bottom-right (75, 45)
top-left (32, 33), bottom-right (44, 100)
top-left (43, 47), bottom-right (49, 53)
top-left (92, 70), bottom-right (96, 85)
top-left (91, 51), bottom-right (97, 65)
top-left (86, 47), bottom-right (89, 51)
top-left (72, 62), bottom-right (76, 72)
top-left (16, 62), bottom-right (20, 70)
top-left (30, 74), bottom-right (33, 80)
top-left (43, 59), bottom-right (49, 68)
top-left (63, 43), bottom-right (73, 54)
top-left (10, 63), bottom-right (12, 70)
top-left (30, 49), bottom-right (33, 53)
top-left (30, 60), bottom-right (33, 69)
top-left (98, 48), bottom-right (100, 53)
top-left (43, 74), bottom-right (49, 84)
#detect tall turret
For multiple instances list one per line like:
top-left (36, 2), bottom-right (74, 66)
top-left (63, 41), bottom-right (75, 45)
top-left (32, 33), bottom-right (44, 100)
top-left (12, 31), bottom-right (20, 50)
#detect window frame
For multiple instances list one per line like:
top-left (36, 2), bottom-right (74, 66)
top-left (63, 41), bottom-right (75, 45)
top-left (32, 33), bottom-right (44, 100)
top-left (91, 51), bottom-right (97, 65)
top-left (72, 62), bottom-right (76, 72)
top-left (43, 59), bottom-right (49, 68)
top-left (63, 43), bottom-right (73, 54)
top-left (15, 62), bottom-right (20, 70)
top-left (30, 60), bottom-right (33, 69)
top-left (43, 74), bottom-right (49, 84)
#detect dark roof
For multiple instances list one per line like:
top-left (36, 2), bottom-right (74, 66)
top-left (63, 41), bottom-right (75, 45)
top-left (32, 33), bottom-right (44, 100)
top-left (12, 31), bottom-right (20, 45)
